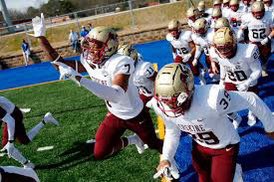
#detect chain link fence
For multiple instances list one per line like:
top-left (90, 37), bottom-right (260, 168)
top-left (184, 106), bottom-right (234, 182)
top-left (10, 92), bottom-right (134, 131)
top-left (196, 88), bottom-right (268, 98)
top-left (0, 0), bottom-right (176, 36)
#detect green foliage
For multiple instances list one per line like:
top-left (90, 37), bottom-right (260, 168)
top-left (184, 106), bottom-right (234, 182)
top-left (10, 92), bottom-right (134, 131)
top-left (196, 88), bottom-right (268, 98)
top-left (0, 81), bottom-right (160, 181)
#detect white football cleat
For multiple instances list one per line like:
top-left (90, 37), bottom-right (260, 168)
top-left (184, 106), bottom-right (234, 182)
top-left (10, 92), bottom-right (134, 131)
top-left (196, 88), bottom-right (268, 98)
top-left (24, 161), bottom-right (35, 169)
top-left (43, 112), bottom-right (59, 126)
top-left (86, 139), bottom-right (96, 144)
top-left (247, 113), bottom-right (256, 126)
top-left (134, 135), bottom-right (145, 154)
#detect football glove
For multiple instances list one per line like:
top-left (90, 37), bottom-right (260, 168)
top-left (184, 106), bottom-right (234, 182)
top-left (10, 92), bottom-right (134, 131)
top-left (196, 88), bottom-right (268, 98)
top-left (192, 58), bottom-right (198, 66)
top-left (236, 79), bottom-right (251, 92)
top-left (182, 53), bottom-right (192, 63)
top-left (31, 13), bottom-right (46, 37)
top-left (260, 36), bottom-right (270, 46)
top-left (153, 160), bottom-right (180, 180)
top-left (1, 141), bottom-right (15, 158)
top-left (52, 61), bottom-right (82, 86)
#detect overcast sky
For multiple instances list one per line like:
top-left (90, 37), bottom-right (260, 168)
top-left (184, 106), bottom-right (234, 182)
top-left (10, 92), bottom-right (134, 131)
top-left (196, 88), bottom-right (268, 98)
top-left (3, 0), bottom-right (48, 12)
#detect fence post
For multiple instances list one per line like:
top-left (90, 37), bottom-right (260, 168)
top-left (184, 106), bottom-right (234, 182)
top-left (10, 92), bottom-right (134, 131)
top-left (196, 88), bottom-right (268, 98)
top-left (74, 12), bottom-right (81, 32)
top-left (128, 0), bottom-right (136, 28)
top-left (24, 23), bottom-right (32, 49)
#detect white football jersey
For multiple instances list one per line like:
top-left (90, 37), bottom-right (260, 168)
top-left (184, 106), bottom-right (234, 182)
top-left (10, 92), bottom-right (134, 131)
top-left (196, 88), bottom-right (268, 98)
top-left (80, 54), bottom-right (143, 120)
top-left (133, 59), bottom-right (155, 97)
top-left (212, 44), bottom-right (261, 86)
top-left (187, 19), bottom-right (195, 29)
top-left (241, 12), bottom-right (274, 42)
top-left (265, 4), bottom-right (274, 12)
top-left (191, 28), bottom-right (214, 50)
top-left (222, 7), bottom-right (231, 18)
top-left (166, 31), bottom-right (193, 57)
top-left (148, 84), bottom-right (274, 161)
top-left (227, 8), bottom-right (245, 34)
top-left (0, 96), bottom-right (15, 113)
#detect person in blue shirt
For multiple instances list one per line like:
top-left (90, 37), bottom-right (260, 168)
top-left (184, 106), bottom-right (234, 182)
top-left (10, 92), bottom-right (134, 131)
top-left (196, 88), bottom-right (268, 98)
top-left (80, 26), bottom-right (89, 38)
top-left (21, 39), bottom-right (31, 66)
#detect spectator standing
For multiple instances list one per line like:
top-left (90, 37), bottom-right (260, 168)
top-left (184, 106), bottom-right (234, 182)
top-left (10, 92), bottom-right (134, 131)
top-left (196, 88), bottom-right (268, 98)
top-left (68, 30), bottom-right (80, 53)
top-left (87, 23), bottom-right (93, 32)
top-left (80, 26), bottom-right (89, 38)
top-left (21, 39), bottom-right (31, 66)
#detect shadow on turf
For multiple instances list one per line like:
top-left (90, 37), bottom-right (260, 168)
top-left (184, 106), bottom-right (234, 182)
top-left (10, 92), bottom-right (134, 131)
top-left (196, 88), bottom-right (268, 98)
top-left (35, 141), bottom-right (95, 170)
top-left (24, 104), bottom-right (105, 119)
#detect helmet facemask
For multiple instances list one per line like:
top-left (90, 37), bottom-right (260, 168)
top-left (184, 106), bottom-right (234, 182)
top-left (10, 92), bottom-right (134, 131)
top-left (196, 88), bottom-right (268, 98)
top-left (81, 27), bottom-right (118, 67)
top-left (213, 27), bottom-right (237, 59)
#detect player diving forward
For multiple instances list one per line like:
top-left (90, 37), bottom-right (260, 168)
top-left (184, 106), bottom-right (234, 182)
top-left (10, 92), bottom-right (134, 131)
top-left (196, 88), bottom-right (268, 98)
top-left (0, 96), bottom-right (59, 168)
top-left (31, 14), bottom-right (163, 160)
top-left (149, 63), bottom-right (274, 182)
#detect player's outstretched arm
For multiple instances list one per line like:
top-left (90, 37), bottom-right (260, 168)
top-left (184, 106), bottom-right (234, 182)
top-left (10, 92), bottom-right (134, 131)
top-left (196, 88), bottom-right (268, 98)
top-left (31, 13), bottom-right (86, 72)
top-left (220, 91), bottom-right (274, 137)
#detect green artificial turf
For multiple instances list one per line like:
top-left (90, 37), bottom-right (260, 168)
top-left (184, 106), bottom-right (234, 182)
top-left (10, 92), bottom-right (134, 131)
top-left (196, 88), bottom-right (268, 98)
top-left (0, 81), bottom-right (160, 182)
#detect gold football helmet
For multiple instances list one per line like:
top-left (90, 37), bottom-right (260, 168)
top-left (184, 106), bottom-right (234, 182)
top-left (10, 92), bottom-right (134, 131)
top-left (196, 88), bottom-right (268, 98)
top-left (193, 18), bottom-right (208, 35)
top-left (198, 1), bottom-right (205, 13)
top-left (212, 8), bottom-right (222, 20)
top-left (214, 17), bottom-right (230, 31)
top-left (229, 0), bottom-right (240, 11)
top-left (252, 1), bottom-right (265, 19)
top-left (223, 0), bottom-right (230, 6)
top-left (81, 26), bottom-right (118, 65)
top-left (168, 19), bottom-right (180, 38)
top-left (213, 27), bottom-right (236, 58)
top-left (155, 63), bottom-right (194, 117)
top-left (118, 44), bottom-right (138, 62)
top-left (187, 7), bottom-right (199, 20)
top-left (213, 0), bottom-right (222, 7)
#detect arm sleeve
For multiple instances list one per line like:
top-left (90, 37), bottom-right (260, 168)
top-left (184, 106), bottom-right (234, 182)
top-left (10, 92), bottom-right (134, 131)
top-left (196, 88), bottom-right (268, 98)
top-left (2, 113), bottom-right (15, 141)
top-left (161, 119), bottom-right (181, 161)
top-left (80, 78), bottom-right (125, 103)
top-left (225, 91), bottom-right (274, 132)
top-left (247, 46), bottom-right (262, 84)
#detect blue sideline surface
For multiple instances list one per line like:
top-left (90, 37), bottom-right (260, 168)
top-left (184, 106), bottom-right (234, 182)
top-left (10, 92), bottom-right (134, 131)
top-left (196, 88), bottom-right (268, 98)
top-left (0, 40), bottom-right (273, 182)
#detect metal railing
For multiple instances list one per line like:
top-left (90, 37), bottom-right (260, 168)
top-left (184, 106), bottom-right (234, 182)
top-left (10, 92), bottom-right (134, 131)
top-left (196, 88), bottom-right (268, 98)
top-left (0, 0), bottom-right (173, 36)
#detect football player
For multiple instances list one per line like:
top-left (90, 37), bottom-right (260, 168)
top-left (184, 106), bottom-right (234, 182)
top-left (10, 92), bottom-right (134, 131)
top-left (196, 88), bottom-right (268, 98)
top-left (212, 27), bottom-right (262, 127)
top-left (197, 1), bottom-right (210, 18)
top-left (0, 165), bottom-right (40, 182)
top-left (263, 0), bottom-right (274, 11)
top-left (186, 7), bottom-right (199, 29)
top-left (238, 1), bottom-right (274, 76)
top-left (210, 7), bottom-right (222, 29)
top-left (240, 0), bottom-right (253, 13)
top-left (166, 19), bottom-right (204, 82)
top-left (118, 44), bottom-right (156, 106)
top-left (31, 14), bottom-right (163, 160)
top-left (149, 63), bottom-right (274, 182)
top-left (0, 96), bottom-right (59, 168)
top-left (222, 0), bottom-right (231, 18)
top-left (227, 0), bottom-right (244, 36)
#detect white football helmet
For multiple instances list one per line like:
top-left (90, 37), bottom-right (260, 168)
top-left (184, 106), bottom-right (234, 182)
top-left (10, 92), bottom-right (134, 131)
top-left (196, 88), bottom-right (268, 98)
top-left (155, 63), bottom-right (194, 117)
top-left (193, 18), bottom-right (208, 35)
top-left (118, 44), bottom-right (138, 62)
top-left (81, 26), bottom-right (119, 66)
top-left (252, 1), bottom-right (265, 19)
top-left (213, 27), bottom-right (237, 58)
